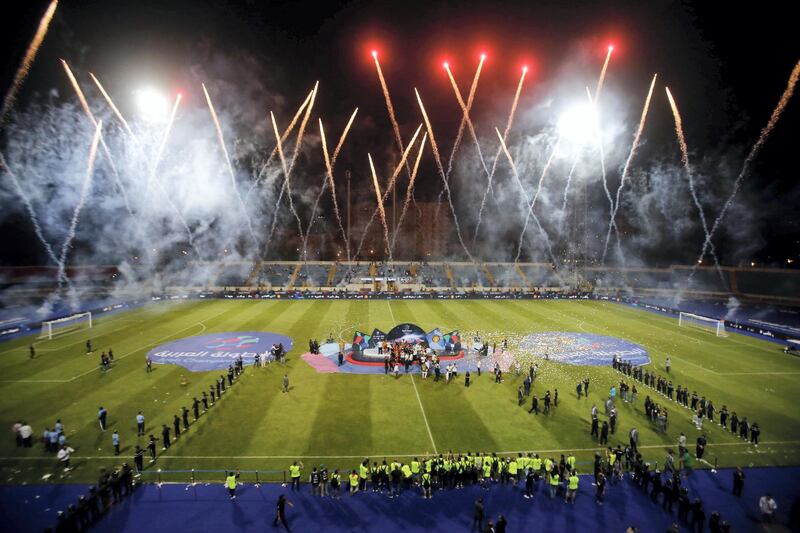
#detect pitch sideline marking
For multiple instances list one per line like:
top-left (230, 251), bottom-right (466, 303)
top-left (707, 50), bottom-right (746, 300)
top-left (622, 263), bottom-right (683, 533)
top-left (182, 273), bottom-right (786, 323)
top-left (3, 440), bottom-right (797, 461)
top-left (410, 374), bottom-right (438, 454)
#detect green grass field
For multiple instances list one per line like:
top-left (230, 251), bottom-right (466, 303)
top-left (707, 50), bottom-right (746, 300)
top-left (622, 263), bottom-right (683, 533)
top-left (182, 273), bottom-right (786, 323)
top-left (1, 299), bottom-right (799, 484)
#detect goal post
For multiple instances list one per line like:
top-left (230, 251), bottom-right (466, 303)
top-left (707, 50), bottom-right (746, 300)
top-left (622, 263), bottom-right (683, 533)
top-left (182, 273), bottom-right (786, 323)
top-left (678, 312), bottom-right (726, 337)
top-left (40, 312), bottom-right (93, 340)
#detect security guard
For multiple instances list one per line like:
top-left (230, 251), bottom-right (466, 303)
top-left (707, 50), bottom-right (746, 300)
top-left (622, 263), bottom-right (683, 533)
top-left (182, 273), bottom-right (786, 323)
top-left (226, 470), bottom-right (240, 499)
top-left (289, 461), bottom-right (302, 491)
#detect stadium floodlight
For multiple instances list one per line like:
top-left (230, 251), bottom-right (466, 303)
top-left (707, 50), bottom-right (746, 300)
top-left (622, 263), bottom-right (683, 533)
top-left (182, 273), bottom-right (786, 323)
top-left (40, 312), bottom-right (93, 340)
top-left (134, 87), bottom-right (168, 121)
top-left (678, 312), bottom-right (727, 337)
top-left (557, 102), bottom-right (595, 147)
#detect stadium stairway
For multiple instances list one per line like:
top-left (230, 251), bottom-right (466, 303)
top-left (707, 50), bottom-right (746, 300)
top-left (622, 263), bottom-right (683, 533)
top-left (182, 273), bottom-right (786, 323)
top-left (287, 264), bottom-right (302, 289)
top-left (445, 264), bottom-right (455, 288)
top-left (483, 264), bottom-right (496, 287)
top-left (9, 467), bottom-right (799, 533)
top-left (245, 261), bottom-right (262, 287)
top-left (515, 264), bottom-right (530, 289)
top-left (327, 263), bottom-right (337, 287)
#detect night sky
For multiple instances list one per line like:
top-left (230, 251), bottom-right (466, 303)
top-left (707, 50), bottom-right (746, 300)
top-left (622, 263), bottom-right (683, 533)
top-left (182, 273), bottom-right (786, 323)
top-left (0, 0), bottom-right (797, 266)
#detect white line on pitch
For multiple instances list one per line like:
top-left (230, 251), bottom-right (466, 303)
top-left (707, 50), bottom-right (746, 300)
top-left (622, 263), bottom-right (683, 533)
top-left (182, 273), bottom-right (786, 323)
top-left (410, 374), bottom-right (437, 454)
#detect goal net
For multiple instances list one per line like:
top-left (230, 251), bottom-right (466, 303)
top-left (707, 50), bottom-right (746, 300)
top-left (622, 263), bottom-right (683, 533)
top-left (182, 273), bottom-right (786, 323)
top-left (678, 312), bottom-right (726, 337)
top-left (40, 312), bottom-right (93, 340)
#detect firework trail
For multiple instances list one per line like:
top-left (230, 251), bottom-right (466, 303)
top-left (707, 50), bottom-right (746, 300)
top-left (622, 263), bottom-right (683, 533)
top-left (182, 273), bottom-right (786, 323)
top-left (663, 86), bottom-right (726, 287)
top-left (0, 153), bottom-right (66, 281)
top-left (473, 67), bottom-right (528, 243)
top-left (561, 50), bottom-right (616, 238)
top-left (202, 83), bottom-right (258, 248)
top-left (89, 73), bottom-right (137, 142)
top-left (0, 0), bottom-right (58, 126)
top-left (595, 46), bottom-right (614, 100)
top-left (586, 87), bottom-right (618, 259)
top-left (368, 153), bottom-right (393, 261)
top-left (373, 52), bottom-right (413, 185)
top-left (61, 59), bottom-right (133, 215)
top-left (265, 84), bottom-right (318, 255)
top-left (56, 120), bottom-right (102, 286)
top-left (560, 156), bottom-right (580, 212)
top-left (247, 88), bottom-right (314, 197)
top-left (391, 133), bottom-right (427, 253)
top-left (415, 88), bottom-right (477, 263)
top-left (692, 60), bottom-right (800, 279)
top-left (353, 125), bottom-right (422, 259)
top-left (143, 94), bottom-right (196, 247)
top-left (444, 58), bottom-right (488, 183)
top-left (495, 129), bottom-right (561, 266)
top-left (602, 73), bottom-right (658, 264)
top-left (302, 110), bottom-right (358, 261)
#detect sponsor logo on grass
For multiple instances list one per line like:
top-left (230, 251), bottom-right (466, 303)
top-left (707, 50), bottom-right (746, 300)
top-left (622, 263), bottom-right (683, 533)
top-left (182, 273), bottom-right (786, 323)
top-left (518, 332), bottom-right (649, 366)
top-left (148, 331), bottom-right (293, 372)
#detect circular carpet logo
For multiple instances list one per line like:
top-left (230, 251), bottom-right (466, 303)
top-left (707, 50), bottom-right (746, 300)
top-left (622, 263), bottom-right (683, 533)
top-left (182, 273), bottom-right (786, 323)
top-left (148, 332), bottom-right (294, 372)
top-left (518, 332), bottom-right (649, 366)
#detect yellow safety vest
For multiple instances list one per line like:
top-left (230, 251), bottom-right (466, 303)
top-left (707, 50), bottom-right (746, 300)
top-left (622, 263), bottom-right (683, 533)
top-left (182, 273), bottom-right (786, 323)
top-left (290, 465), bottom-right (300, 478)
top-left (532, 458), bottom-right (542, 470)
top-left (550, 473), bottom-right (560, 486)
top-left (411, 461), bottom-right (420, 474)
top-left (349, 473), bottom-right (359, 486)
top-left (226, 475), bottom-right (237, 489)
top-left (359, 464), bottom-right (368, 478)
top-left (568, 475), bottom-right (579, 490)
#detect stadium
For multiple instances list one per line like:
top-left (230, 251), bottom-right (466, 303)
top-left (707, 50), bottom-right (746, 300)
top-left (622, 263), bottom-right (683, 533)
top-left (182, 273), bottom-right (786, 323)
top-left (0, 1), bottom-right (799, 532)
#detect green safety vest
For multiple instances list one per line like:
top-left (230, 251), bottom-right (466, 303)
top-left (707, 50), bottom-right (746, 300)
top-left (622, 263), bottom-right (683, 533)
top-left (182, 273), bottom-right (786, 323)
top-left (516, 457), bottom-right (525, 471)
top-left (402, 465), bottom-right (412, 478)
top-left (568, 475), bottom-right (579, 490)
top-left (359, 464), bottom-right (368, 478)
top-left (550, 473), bottom-right (560, 486)
top-left (290, 465), bottom-right (300, 478)
top-left (226, 475), bottom-right (237, 489)
top-left (349, 473), bottom-right (359, 486)
top-left (425, 460), bottom-right (432, 473)
top-left (567, 456), bottom-right (576, 469)
top-left (509, 461), bottom-right (518, 475)
top-left (545, 459), bottom-right (553, 472)
top-left (532, 458), bottom-right (542, 470)
top-left (609, 454), bottom-right (616, 466)
top-left (421, 473), bottom-right (431, 486)
top-left (411, 461), bottom-right (420, 474)
top-left (483, 463), bottom-right (492, 477)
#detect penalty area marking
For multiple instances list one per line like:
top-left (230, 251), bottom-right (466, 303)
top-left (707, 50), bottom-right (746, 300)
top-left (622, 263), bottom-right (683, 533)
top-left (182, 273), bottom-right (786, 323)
top-left (0, 306), bottom-right (228, 384)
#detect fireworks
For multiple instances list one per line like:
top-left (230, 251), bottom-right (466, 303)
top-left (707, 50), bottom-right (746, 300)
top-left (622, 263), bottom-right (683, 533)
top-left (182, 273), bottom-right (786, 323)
top-left (692, 60), bottom-right (800, 279)
top-left (0, 0), bottom-right (58, 126)
top-left (391, 133), bottom-right (428, 254)
top-left (664, 86), bottom-right (725, 287)
top-left (602, 73), bottom-right (658, 264)
top-left (202, 83), bottom-right (258, 247)
top-left (368, 153), bottom-right (392, 261)
top-left (61, 59), bottom-right (133, 215)
top-left (415, 88), bottom-right (476, 264)
top-left (57, 120), bottom-right (102, 286)
top-left (473, 66), bottom-right (528, 243)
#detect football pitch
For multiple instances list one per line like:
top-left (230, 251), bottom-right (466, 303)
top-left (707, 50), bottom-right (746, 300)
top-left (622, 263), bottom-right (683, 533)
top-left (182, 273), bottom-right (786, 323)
top-left (1, 299), bottom-right (799, 484)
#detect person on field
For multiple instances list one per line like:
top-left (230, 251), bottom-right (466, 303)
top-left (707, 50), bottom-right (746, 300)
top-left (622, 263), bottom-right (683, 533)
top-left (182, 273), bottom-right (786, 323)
top-left (283, 374), bottom-right (290, 393)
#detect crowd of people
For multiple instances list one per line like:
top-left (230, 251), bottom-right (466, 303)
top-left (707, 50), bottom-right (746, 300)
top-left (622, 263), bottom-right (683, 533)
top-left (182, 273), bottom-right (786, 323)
top-left (270, 445), bottom-right (767, 532)
top-left (612, 357), bottom-right (763, 446)
top-left (48, 464), bottom-right (137, 532)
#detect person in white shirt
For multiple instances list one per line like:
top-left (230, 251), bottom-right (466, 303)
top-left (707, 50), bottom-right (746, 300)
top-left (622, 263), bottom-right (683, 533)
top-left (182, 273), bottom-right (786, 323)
top-left (759, 493), bottom-right (777, 523)
top-left (57, 445), bottom-right (75, 470)
top-left (19, 422), bottom-right (33, 447)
